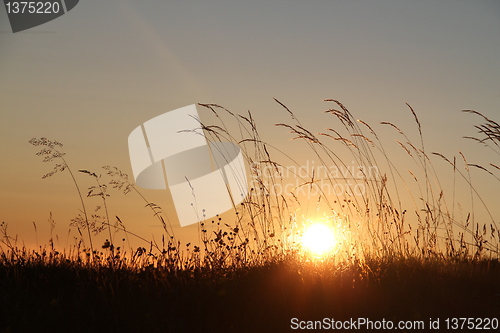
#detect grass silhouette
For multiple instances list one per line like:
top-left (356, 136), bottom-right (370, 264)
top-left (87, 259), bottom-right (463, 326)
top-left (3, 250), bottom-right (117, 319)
top-left (1, 100), bottom-right (499, 332)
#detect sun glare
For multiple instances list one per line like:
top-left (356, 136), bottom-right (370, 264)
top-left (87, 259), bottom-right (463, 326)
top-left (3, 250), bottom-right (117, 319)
top-left (301, 223), bottom-right (336, 256)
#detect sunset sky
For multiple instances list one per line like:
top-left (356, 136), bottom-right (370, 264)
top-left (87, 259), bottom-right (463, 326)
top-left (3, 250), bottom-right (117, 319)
top-left (1, 0), bottom-right (499, 250)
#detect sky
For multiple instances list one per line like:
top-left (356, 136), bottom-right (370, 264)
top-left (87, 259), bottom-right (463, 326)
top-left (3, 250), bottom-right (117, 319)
top-left (1, 0), bottom-right (499, 251)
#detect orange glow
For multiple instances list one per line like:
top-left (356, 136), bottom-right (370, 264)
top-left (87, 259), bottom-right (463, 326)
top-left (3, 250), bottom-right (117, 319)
top-left (301, 223), bottom-right (336, 256)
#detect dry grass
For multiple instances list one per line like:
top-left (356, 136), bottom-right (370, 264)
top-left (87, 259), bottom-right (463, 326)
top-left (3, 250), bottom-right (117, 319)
top-left (1, 99), bottom-right (499, 331)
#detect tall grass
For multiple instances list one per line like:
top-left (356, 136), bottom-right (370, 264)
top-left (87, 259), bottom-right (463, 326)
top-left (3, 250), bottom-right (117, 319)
top-left (1, 100), bottom-right (500, 331)
top-left (2, 100), bottom-right (499, 270)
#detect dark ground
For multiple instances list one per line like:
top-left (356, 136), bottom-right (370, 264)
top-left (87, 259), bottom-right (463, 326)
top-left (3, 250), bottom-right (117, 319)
top-left (1, 258), bottom-right (499, 332)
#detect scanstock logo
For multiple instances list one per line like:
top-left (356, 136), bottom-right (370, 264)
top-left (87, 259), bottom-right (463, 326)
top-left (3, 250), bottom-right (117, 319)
top-left (128, 105), bottom-right (248, 227)
top-left (3, 0), bottom-right (79, 33)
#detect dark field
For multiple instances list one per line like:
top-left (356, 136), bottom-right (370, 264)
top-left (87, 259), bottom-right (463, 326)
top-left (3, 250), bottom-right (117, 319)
top-left (1, 256), bottom-right (499, 332)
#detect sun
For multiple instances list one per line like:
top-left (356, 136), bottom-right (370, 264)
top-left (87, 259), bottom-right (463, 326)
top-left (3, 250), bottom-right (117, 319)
top-left (301, 223), bottom-right (336, 256)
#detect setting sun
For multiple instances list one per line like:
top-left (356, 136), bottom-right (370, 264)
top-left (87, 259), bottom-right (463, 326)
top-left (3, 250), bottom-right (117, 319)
top-left (302, 223), bottom-right (336, 256)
